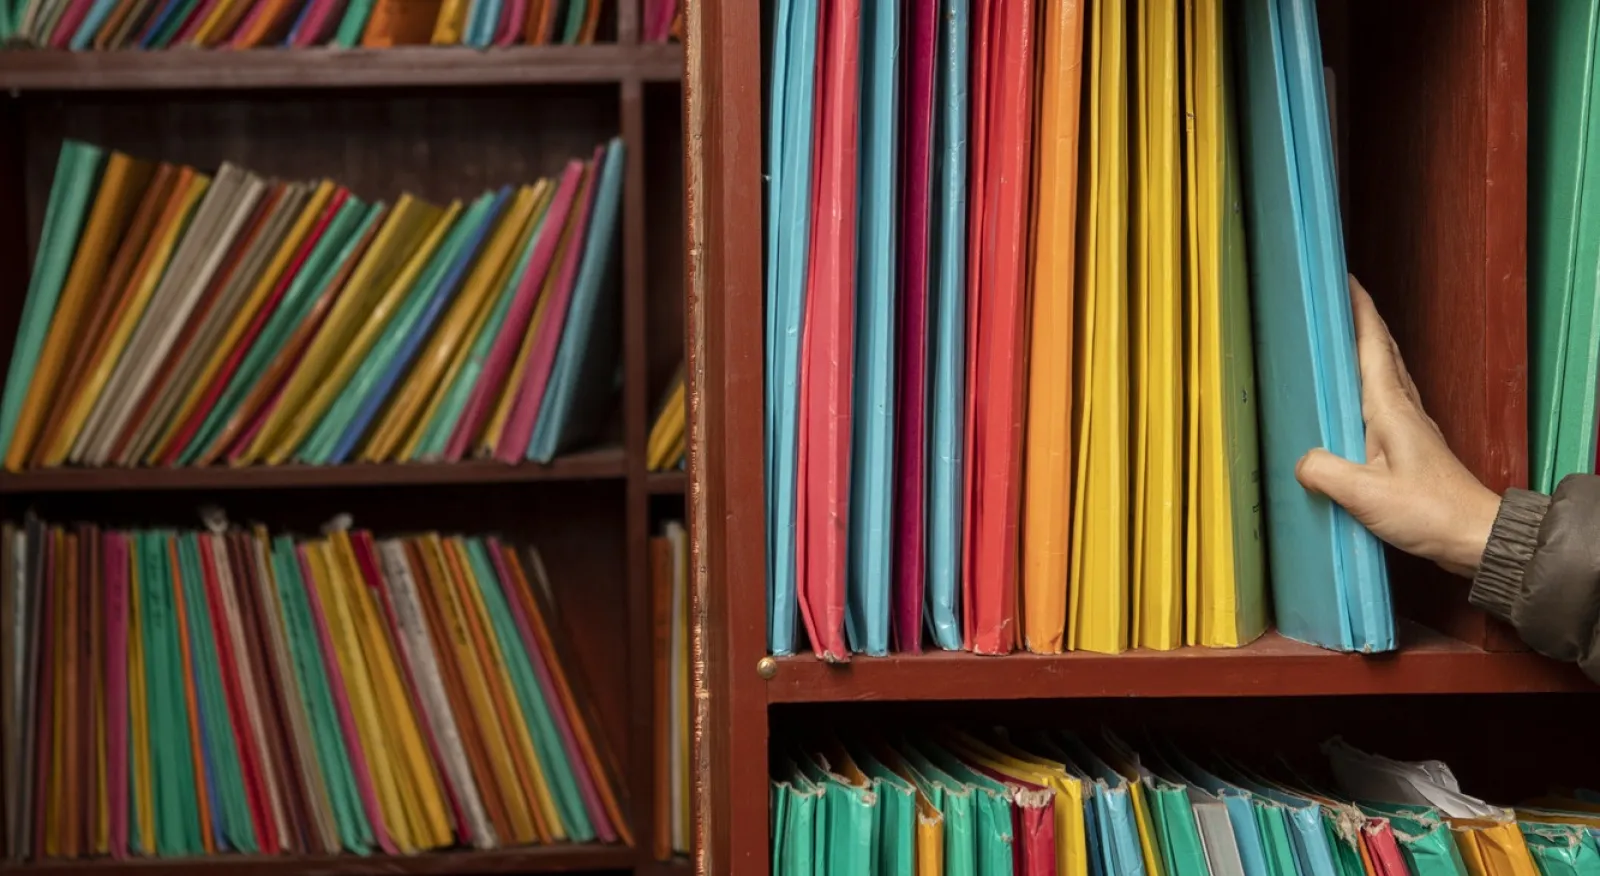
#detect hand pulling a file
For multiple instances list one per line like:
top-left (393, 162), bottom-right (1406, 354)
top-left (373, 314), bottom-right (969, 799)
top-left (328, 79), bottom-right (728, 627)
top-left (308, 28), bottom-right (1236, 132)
top-left (1295, 276), bottom-right (1500, 578)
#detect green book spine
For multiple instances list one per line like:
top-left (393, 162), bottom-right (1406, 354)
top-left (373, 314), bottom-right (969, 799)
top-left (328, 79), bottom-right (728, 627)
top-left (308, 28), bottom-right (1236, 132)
top-left (270, 536), bottom-right (372, 855)
top-left (0, 141), bottom-right (104, 462)
top-left (331, 0), bottom-right (374, 48)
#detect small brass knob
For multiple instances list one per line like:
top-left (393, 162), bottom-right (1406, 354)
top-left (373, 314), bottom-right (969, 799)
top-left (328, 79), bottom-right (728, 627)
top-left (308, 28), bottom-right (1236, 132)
top-left (756, 656), bottom-right (778, 680)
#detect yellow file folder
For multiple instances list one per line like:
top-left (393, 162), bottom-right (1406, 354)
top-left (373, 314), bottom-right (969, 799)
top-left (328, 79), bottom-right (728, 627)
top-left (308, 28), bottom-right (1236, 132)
top-left (1130, 0), bottom-right (1183, 651)
top-left (1183, 0), bottom-right (1267, 647)
top-left (1069, 0), bottom-right (1130, 654)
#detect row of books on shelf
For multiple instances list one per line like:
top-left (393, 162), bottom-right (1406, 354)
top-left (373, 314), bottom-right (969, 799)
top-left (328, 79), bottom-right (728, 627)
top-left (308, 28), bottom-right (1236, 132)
top-left (765, 0), bottom-right (1384, 659)
top-left (650, 520), bottom-right (688, 859)
top-left (0, 0), bottom-right (622, 49)
top-left (773, 729), bottom-right (1600, 876)
top-left (0, 138), bottom-right (624, 475)
top-left (0, 515), bottom-right (630, 862)
top-left (648, 369), bottom-right (685, 473)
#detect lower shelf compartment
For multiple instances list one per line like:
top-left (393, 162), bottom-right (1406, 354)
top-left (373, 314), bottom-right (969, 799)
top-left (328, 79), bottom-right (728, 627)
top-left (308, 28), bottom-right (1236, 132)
top-left (12, 845), bottom-right (637, 875)
top-left (766, 622), bottom-right (1592, 701)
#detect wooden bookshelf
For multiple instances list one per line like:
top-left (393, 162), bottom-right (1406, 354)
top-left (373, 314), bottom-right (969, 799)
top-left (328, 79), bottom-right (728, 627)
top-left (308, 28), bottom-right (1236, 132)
top-left (685, 0), bottom-right (1591, 874)
top-left (0, 446), bottom-right (628, 493)
top-left (766, 624), bottom-right (1592, 703)
top-left (16, 845), bottom-right (639, 876)
top-left (0, 2), bottom-right (687, 874)
top-left (0, 44), bottom-right (684, 91)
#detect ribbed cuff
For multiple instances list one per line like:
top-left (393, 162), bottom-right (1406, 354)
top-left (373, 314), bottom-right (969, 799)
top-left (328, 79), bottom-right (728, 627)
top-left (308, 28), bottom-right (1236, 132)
top-left (1468, 489), bottom-right (1550, 623)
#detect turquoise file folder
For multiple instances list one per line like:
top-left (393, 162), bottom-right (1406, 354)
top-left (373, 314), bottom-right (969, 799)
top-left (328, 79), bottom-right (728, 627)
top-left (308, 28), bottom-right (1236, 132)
top-left (1235, 0), bottom-right (1392, 653)
top-left (764, 0), bottom-right (819, 657)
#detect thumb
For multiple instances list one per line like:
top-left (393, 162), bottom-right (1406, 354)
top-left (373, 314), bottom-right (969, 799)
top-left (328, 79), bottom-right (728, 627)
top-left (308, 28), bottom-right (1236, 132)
top-left (1295, 448), bottom-right (1380, 514)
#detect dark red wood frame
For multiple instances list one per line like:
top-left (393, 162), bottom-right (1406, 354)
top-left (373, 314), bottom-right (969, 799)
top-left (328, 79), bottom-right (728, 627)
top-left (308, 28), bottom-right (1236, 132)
top-left (685, 1), bottom-right (1585, 874)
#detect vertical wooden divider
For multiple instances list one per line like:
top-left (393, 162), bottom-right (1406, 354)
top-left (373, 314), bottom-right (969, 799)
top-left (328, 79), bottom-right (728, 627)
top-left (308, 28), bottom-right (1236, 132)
top-left (686, 0), bottom-right (768, 873)
top-left (618, 0), bottom-right (659, 867)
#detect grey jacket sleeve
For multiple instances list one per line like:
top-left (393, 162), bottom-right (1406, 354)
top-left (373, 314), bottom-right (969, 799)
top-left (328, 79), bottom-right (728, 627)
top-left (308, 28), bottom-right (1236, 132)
top-left (1468, 475), bottom-right (1600, 682)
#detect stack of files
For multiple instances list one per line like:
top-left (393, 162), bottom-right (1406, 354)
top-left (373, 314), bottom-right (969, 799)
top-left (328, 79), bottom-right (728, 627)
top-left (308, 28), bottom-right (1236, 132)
top-left (642, 0), bottom-right (674, 42)
top-left (0, 138), bottom-right (625, 473)
top-left (646, 368), bottom-right (686, 473)
top-left (764, 0), bottom-right (1357, 659)
top-left (0, 514), bottom-right (632, 862)
top-left (770, 726), bottom-right (1600, 876)
top-left (0, 0), bottom-right (603, 47)
top-left (1236, 0), bottom-right (1391, 652)
top-left (1529, 0), bottom-right (1600, 494)
top-left (649, 521), bottom-right (690, 859)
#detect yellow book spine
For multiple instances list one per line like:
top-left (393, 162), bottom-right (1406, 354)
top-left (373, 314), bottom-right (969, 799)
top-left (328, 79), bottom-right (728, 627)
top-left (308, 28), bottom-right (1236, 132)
top-left (430, 0), bottom-right (467, 44)
top-left (306, 542), bottom-right (415, 853)
top-left (1069, 0), bottom-right (1130, 655)
top-left (397, 185), bottom-right (549, 461)
top-left (252, 196), bottom-right (444, 464)
top-left (363, 186), bottom-right (540, 462)
top-left (46, 172), bottom-right (209, 467)
top-left (7, 153), bottom-right (149, 471)
top-left (331, 531), bottom-right (452, 849)
top-left (646, 379), bottom-right (686, 470)
top-left (418, 535), bottom-right (538, 844)
top-left (445, 536), bottom-right (566, 839)
top-left (189, 0), bottom-right (244, 44)
top-left (145, 181), bottom-right (337, 465)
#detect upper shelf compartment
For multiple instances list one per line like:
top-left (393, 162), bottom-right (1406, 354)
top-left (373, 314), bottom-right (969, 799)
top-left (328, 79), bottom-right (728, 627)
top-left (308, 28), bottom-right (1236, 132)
top-left (0, 43), bottom-right (684, 91)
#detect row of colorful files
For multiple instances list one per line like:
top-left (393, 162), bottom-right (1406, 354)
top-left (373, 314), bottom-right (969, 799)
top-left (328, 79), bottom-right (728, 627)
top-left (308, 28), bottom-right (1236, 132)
top-left (0, 0), bottom-right (603, 48)
top-left (1532, 0), bottom-right (1600, 493)
top-left (763, 0), bottom-right (1389, 659)
top-left (772, 730), bottom-right (1600, 876)
top-left (649, 520), bottom-right (688, 860)
top-left (647, 368), bottom-right (686, 473)
top-left (0, 138), bottom-right (625, 473)
top-left (0, 516), bottom-right (631, 861)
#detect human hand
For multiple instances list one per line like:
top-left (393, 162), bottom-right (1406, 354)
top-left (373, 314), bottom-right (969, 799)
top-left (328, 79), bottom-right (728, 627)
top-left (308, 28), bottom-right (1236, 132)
top-left (1293, 275), bottom-right (1501, 577)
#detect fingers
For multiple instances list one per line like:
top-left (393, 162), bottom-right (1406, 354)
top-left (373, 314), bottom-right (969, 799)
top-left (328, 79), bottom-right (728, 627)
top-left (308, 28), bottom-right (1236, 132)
top-left (1296, 447), bottom-right (1380, 514)
top-left (1348, 274), bottom-right (1416, 420)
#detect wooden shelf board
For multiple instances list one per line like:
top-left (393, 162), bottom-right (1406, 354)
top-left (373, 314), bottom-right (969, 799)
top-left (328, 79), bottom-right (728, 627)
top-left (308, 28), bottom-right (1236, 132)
top-left (767, 623), bottom-right (1592, 702)
top-left (0, 44), bottom-right (683, 92)
top-left (0, 446), bottom-right (625, 493)
top-left (645, 470), bottom-right (685, 494)
top-left (11, 845), bottom-right (636, 875)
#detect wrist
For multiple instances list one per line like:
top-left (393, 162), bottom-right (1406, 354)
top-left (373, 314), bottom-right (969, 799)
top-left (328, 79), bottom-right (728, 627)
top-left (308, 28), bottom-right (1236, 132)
top-left (1435, 486), bottom-right (1500, 577)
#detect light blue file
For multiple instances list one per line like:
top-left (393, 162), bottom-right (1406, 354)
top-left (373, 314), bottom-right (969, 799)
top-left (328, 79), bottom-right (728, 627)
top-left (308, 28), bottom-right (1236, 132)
top-left (1223, 762), bottom-right (1341, 876)
top-left (1052, 733), bottom-right (1148, 876)
top-left (845, 0), bottom-right (900, 657)
top-left (765, 0), bottom-right (820, 656)
top-left (924, 0), bottom-right (969, 652)
top-left (1237, 0), bottom-right (1392, 653)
